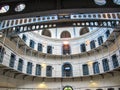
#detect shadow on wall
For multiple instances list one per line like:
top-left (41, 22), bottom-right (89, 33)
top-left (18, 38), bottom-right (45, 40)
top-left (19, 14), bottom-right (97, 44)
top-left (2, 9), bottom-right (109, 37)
top-left (0, 82), bottom-right (16, 88)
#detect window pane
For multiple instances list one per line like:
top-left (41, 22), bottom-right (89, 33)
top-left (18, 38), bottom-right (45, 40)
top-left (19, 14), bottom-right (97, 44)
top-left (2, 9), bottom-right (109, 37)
top-left (9, 53), bottom-right (16, 68)
top-left (82, 64), bottom-right (89, 75)
top-left (112, 54), bottom-right (119, 68)
top-left (22, 34), bottom-right (27, 42)
top-left (105, 30), bottom-right (110, 38)
top-left (93, 62), bottom-right (100, 74)
top-left (62, 63), bottom-right (73, 77)
top-left (38, 43), bottom-right (42, 52)
top-left (47, 46), bottom-right (52, 54)
top-left (27, 62), bottom-right (32, 74)
top-left (102, 59), bottom-right (109, 72)
top-left (46, 65), bottom-right (52, 77)
top-left (0, 46), bottom-right (5, 63)
top-left (80, 43), bottom-right (86, 52)
top-left (36, 64), bottom-right (41, 75)
top-left (30, 40), bottom-right (35, 48)
top-left (90, 40), bottom-right (96, 49)
top-left (18, 58), bottom-right (23, 71)
top-left (98, 36), bottom-right (103, 45)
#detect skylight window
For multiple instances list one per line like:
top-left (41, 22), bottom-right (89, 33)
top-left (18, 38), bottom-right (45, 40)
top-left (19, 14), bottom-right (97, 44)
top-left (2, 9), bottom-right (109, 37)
top-left (113, 0), bottom-right (120, 5)
top-left (15, 3), bottom-right (26, 12)
top-left (94, 0), bottom-right (106, 5)
top-left (0, 5), bottom-right (9, 13)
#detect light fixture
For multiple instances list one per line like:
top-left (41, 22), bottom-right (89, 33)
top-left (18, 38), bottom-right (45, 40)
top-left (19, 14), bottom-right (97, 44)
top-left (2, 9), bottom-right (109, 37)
top-left (85, 40), bottom-right (90, 45)
top-left (0, 5), bottom-right (10, 13)
top-left (87, 61), bottom-right (93, 66)
top-left (15, 3), bottom-right (26, 12)
top-left (38, 82), bottom-right (47, 88)
top-left (63, 41), bottom-right (69, 45)
top-left (41, 62), bottom-right (46, 68)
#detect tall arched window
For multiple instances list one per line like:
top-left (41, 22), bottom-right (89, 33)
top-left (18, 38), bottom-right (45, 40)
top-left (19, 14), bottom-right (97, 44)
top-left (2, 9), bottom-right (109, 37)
top-left (93, 62), bottom-right (100, 74)
top-left (38, 43), bottom-right (43, 52)
top-left (46, 65), bottom-right (52, 77)
top-left (105, 30), bottom-right (110, 38)
top-left (61, 31), bottom-right (71, 38)
top-left (27, 62), bottom-right (32, 74)
top-left (80, 43), bottom-right (86, 52)
top-left (0, 46), bottom-right (5, 63)
top-left (102, 58), bottom-right (109, 72)
top-left (42, 30), bottom-right (51, 37)
top-left (47, 45), bottom-right (52, 54)
top-left (62, 63), bottom-right (73, 77)
top-left (29, 40), bottom-right (35, 48)
top-left (22, 34), bottom-right (27, 42)
top-left (98, 36), bottom-right (103, 45)
top-left (80, 27), bottom-right (89, 35)
top-left (9, 53), bottom-right (16, 68)
top-left (36, 64), bottom-right (41, 76)
top-left (90, 40), bottom-right (96, 49)
top-left (62, 44), bottom-right (71, 55)
top-left (17, 58), bottom-right (23, 71)
top-left (82, 64), bottom-right (89, 75)
top-left (112, 54), bottom-right (119, 68)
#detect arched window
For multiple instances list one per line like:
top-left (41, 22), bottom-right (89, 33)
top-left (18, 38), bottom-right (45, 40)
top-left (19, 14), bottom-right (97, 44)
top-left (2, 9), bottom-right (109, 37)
top-left (112, 54), bottom-right (119, 68)
top-left (62, 44), bottom-right (71, 55)
top-left (93, 62), bottom-right (100, 74)
top-left (36, 64), bottom-right (41, 76)
top-left (9, 53), bottom-right (16, 68)
top-left (42, 30), bottom-right (51, 37)
top-left (61, 31), bottom-right (71, 38)
top-left (90, 40), bottom-right (96, 49)
top-left (80, 27), bottom-right (89, 35)
top-left (94, 0), bottom-right (106, 5)
top-left (102, 58), bottom-right (109, 72)
top-left (17, 58), bottom-right (23, 71)
top-left (80, 43), bottom-right (86, 52)
top-left (63, 86), bottom-right (73, 90)
top-left (29, 40), bottom-right (35, 48)
top-left (105, 30), bottom-right (110, 38)
top-left (27, 62), bottom-right (32, 74)
top-left (82, 64), bottom-right (89, 75)
top-left (22, 34), bottom-right (27, 42)
top-left (98, 36), bottom-right (103, 45)
top-left (38, 43), bottom-right (43, 52)
top-left (46, 65), bottom-right (52, 77)
top-left (0, 46), bottom-right (5, 63)
top-left (47, 45), bottom-right (52, 54)
top-left (62, 63), bottom-right (73, 77)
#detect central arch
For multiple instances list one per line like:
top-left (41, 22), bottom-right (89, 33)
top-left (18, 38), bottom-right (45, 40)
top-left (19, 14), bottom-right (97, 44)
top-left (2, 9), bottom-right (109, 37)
top-left (62, 62), bottom-right (73, 77)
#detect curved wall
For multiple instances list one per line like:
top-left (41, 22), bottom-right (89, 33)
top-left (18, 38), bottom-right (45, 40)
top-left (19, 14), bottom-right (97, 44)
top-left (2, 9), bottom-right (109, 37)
top-left (18, 27), bottom-right (113, 55)
top-left (0, 30), bottom-right (120, 78)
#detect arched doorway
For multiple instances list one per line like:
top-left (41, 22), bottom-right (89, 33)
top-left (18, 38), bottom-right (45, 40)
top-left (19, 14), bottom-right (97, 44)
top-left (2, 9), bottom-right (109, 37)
top-left (62, 63), bottom-right (73, 77)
